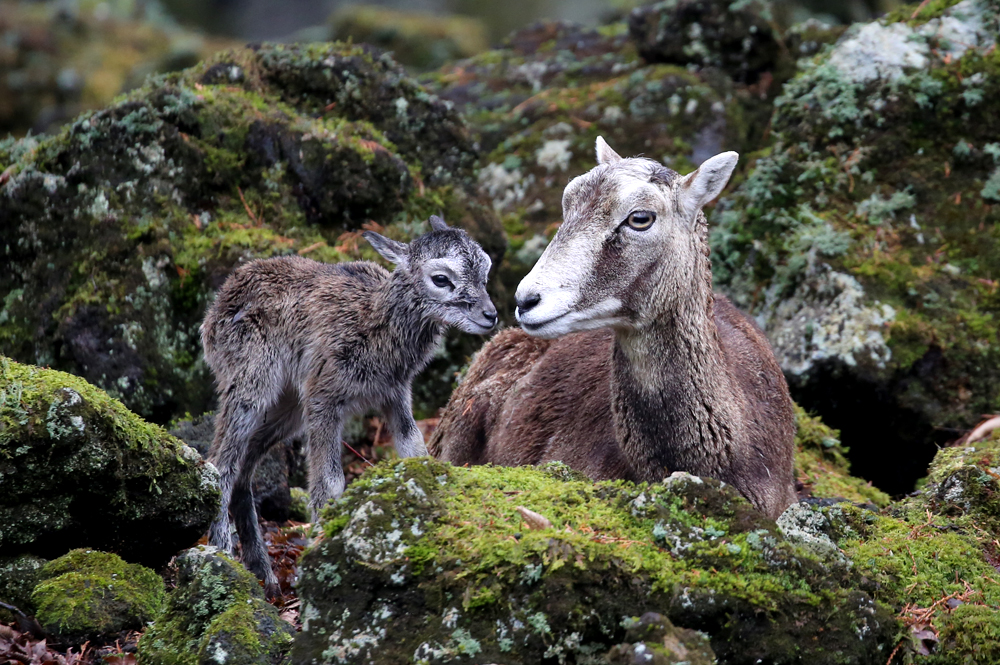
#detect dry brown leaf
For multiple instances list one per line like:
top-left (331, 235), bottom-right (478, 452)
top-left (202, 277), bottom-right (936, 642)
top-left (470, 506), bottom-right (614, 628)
top-left (516, 506), bottom-right (553, 530)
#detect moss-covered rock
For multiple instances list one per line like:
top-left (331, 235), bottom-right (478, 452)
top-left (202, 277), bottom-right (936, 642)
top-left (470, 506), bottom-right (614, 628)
top-left (0, 41), bottom-right (504, 424)
top-left (293, 457), bottom-right (896, 665)
top-left (605, 612), bottom-right (716, 664)
top-left (288, 487), bottom-right (311, 523)
top-left (628, 0), bottom-right (786, 82)
top-left (709, 0), bottom-right (1000, 493)
top-left (31, 549), bottom-right (164, 644)
top-left (0, 0), bottom-right (235, 137)
top-left (329, 6), bottom-right (489, 71)
top-left (137, 546), bottom-right (294, 665)
top-left (0, 356), bottom-right (219, 565)
top-left (813, 436), bottom-right (1000, 663)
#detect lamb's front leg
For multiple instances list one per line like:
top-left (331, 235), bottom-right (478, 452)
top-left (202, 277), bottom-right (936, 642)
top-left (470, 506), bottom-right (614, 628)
top-left (385, 385), bottom-right (427, 458)
top-left (305, 395), bottom-right (346, 522)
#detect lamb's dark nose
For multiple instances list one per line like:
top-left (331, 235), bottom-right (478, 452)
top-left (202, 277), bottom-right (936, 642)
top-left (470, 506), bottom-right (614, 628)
top-left (483, 308), bottom-right (498, 326)
top-left (516, 293), bottom-right (541, 317)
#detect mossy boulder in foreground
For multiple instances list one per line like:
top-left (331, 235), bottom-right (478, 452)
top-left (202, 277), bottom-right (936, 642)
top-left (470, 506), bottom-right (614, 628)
top-left (32, 549), bottom-right (164, 644)
top-left (0, 41), bottom-right (504, 424)
top-left (294, 458), bottom-right (895, 665)
top-left (0, 356), bottom-right (220, 565)
top-left (137, 546), bottom-right (294, 665)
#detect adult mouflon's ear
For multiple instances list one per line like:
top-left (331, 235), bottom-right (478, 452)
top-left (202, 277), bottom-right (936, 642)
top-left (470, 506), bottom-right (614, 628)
top-left (428, 215), bottom-right (449, 232)
top-left (363, 231), bottom-right (410, 266)
top-left (676, 151), bottom-right (739, 223)
top-left (595, 136), bottom-right (622, 165)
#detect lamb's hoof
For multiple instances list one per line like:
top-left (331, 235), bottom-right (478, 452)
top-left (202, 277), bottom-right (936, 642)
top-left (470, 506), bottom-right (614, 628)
top-left (264, 581), bottom-right (282, 601)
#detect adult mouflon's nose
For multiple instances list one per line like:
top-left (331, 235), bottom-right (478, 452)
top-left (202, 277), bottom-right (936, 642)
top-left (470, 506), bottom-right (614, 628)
top-left (516, 292), bottom-right (541, 318)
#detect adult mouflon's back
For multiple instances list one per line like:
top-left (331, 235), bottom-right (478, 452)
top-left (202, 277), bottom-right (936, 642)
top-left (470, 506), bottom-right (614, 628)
top-left (430, 139), bottom-right (796, 518)
top-left (202, 216), bottom-right (497, 595)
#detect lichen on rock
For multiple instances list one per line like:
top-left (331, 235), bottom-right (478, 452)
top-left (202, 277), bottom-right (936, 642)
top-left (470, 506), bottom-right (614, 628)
top-left (0, 356), bottom-right (219, 565)
top-left (294, 457), bottom-right (895, 665)
top-left (31, 549), bottom-right (164, 644)
top-left (137, 546), bottom-right (294, 665)
top-left (710, 0), bottom-right (1000, 493)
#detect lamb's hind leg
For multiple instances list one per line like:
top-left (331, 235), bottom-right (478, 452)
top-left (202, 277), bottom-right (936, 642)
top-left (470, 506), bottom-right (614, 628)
top-left (208, 394), bottom-right (264, 555)
top-left (230, 390), bottom-right (304, 598)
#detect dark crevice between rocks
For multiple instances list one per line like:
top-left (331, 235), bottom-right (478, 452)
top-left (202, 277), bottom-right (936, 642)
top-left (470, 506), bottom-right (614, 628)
top-left (789, 364), bottom-right (951, 497)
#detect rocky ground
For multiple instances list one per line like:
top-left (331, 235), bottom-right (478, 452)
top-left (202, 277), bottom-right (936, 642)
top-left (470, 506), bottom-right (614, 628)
top-left (3, 0), bottom-right (1000, 663)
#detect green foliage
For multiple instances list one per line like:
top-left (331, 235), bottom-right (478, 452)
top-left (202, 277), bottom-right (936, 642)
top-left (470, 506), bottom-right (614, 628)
top-left (32, 550), bottom-right (164, 642)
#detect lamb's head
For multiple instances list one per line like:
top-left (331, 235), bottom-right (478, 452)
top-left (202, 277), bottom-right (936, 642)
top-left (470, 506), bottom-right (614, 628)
top-left (364, 216), bottom-right (497, 333)
top-left (515, 137), bottom-right (738, 339)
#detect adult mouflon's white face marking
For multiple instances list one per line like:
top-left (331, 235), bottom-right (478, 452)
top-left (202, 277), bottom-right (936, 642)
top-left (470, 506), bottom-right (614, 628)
top-left (515, 137), bottom-right (738, 339)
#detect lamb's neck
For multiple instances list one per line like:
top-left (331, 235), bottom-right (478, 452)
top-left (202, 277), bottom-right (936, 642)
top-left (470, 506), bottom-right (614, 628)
top-left (611, 281), bottom-right (742, 484)
top-left (373, 272), bottom-right (444, 367)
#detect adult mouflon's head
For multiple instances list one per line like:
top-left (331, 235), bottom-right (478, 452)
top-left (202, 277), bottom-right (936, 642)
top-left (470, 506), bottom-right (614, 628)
top-left (364, 216), bottom-right (497, 333)
top-left (515, 137), bottom-right (738, 339)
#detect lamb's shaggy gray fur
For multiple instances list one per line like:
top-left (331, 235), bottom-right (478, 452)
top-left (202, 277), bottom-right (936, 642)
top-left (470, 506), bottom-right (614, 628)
top-left (201, 216), bottom-right (495, 595)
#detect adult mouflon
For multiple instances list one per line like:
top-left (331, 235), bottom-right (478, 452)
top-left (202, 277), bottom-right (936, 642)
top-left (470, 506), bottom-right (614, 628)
top-left (202, 216), bottom-right (496, 594)
top-left (430, 139), bottom-right (796, 518)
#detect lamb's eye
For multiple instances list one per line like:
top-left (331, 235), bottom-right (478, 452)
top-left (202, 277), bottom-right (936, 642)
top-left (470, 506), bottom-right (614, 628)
top-left (431, 274), bottom-right (453, 289)
top-left (625, 210), bottom-right (656, 231)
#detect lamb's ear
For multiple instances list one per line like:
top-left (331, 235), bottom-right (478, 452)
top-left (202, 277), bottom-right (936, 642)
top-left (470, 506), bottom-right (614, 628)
top-left (595, 136), bottom-right (622, 165)
top-left (363, 231), bottom-right (410, 266)
top-left (676, 151), bottom-right (739, 223)
top-left (428, 215), bottom-right (449, 232)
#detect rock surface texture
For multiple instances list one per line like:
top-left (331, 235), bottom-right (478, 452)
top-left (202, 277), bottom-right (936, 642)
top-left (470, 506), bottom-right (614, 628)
top-left (0, 356), bottom-right (220, 565)
top-left (294, 458), bottom-right (895, 665)
top-left (710, 0), bottom-right (1000, 492)
top-left (137, 546), bottom-right (294, 665)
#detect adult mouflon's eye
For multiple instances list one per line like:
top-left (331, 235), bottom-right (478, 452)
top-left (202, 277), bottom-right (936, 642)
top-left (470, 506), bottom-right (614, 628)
top-left (431, 274), bottom-right (454, 289)
top-left (625, 210), bottom-right (656, 231)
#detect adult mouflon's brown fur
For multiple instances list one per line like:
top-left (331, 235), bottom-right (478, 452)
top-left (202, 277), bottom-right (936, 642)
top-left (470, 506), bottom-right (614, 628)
top-left (202, 216), bottom-right (495, 594)
top-left (430, 139), bottom-right (796, 518)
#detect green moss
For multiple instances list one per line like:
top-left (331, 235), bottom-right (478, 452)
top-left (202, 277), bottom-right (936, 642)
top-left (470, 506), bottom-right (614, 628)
top-left (137, 546), bottom-right (293, 665)
top-left (295, 457), bottom-right (895, 664)
top-left (0, 356), bottom-right (219, 565)
top-left (32, 549), bottom-right (164, 642)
